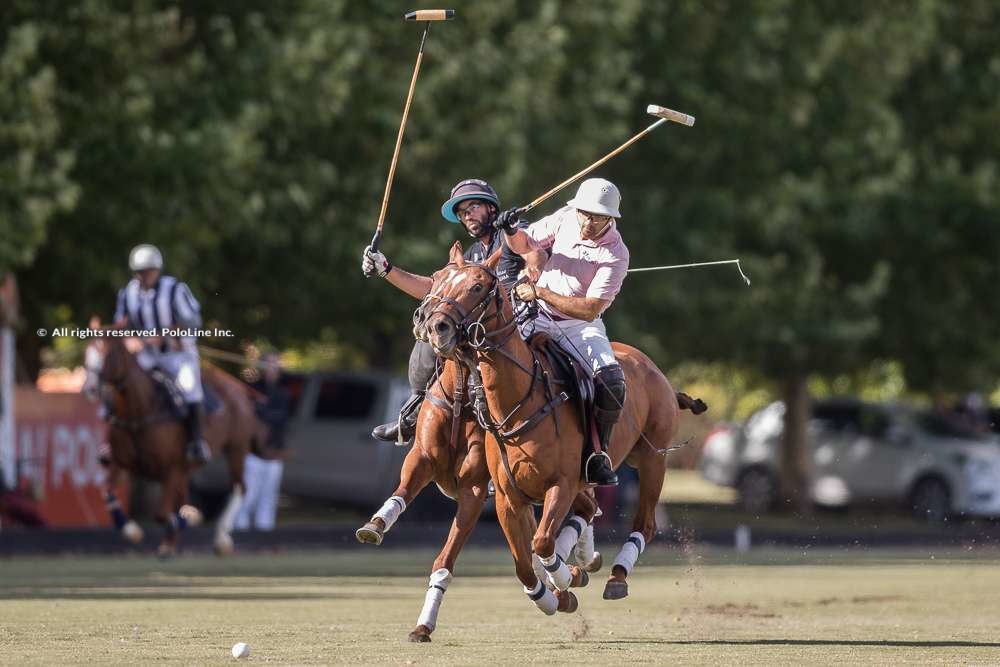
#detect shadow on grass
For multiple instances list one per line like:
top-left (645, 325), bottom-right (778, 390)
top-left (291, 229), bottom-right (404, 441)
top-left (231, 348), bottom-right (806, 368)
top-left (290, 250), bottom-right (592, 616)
top-left (0, 590), bottom-right (401, 601)
top-left (601, 639), bottom-right (1000, 648)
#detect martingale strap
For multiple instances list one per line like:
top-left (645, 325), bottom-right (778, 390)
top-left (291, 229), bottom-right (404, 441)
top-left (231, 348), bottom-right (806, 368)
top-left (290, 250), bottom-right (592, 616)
top-left (450, 364), bottom-right (466, 453)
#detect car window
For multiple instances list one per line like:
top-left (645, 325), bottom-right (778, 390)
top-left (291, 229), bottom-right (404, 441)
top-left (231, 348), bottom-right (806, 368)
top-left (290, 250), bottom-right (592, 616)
top-left (913, 410), bottom-right (981, 440)
top-left (314, 378), bottom-right (378, 420)
top-left (812, 403), bottom-right (860, 433)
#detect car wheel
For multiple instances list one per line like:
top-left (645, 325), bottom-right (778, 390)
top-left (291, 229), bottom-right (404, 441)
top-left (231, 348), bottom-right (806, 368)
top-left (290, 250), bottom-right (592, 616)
top-left (909, 477), bottom-right (951, 524)
top-left (737, 468), bottom-right (776, 515)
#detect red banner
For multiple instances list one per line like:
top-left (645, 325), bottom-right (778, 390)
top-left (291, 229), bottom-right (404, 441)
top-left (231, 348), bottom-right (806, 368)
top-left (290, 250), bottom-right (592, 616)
top-left (14, 388), bottom-right (127, 527)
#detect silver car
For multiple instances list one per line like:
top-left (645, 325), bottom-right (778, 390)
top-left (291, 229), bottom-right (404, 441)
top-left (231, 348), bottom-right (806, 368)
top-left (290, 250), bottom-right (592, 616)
top-left (699, 398), bottom-right (1000, 522)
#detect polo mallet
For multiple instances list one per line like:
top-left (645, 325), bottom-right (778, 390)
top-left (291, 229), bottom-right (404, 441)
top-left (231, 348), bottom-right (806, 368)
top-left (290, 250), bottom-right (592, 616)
top-left (515, 104), bottom-right (695, 216)
top-left (370, 9), bottom-right (456, 252)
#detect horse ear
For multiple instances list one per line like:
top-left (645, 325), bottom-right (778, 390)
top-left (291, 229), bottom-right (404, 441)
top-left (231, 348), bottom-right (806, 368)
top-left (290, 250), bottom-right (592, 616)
top-left (449, 241), bottom-right (465, 267)
top-left (483, 248), bottom-right (502, 271)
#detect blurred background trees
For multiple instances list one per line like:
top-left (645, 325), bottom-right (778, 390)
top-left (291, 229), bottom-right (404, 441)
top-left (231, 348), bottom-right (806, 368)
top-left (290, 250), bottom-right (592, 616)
top-left (2, 1), bottom-right (999, 508)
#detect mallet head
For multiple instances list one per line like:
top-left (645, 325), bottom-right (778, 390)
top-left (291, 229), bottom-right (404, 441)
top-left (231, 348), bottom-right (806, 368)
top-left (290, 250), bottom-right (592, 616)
top-left (404, 9), bottom-right (455, 21)
top-left (647, 104), bottom-right (696, 127)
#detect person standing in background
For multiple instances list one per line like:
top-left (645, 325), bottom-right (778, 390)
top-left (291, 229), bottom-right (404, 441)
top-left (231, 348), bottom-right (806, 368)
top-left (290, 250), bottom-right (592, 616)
top-left (235, 353), bottom-right (290, 531)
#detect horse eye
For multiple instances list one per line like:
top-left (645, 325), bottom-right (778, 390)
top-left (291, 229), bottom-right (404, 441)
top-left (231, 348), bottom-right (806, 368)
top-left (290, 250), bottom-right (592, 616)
top-left (471, 283), bottom-right (484, 294)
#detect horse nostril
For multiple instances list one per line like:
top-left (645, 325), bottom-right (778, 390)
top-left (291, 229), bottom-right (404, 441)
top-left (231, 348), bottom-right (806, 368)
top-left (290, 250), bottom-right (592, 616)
top-left (435, 321), bottom-right (450, 334)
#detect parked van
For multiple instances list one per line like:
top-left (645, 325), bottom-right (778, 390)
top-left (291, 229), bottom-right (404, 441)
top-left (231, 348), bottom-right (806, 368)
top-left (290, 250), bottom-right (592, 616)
top-left (191, 370), bottom-right (411, 509)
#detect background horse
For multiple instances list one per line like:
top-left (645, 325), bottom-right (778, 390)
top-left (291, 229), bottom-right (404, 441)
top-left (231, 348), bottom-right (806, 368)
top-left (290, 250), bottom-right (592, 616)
top-left (85, 331), bottom-right (258, 556)
top-left (424, 244), bottom-right (696, 615)
top-left (356, 353), bottom-right (602, 641)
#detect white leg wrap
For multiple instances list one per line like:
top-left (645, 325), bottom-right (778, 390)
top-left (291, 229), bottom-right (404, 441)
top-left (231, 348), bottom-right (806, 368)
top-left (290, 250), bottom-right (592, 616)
top-left (574, 521), bottom-right (596, 565)
top-left (216, 487), bottom-right (243, 540)
top-left (556, 515), bottom-right (586, 561)
top-left (416, 568), bottom-right (452, 632)
top-left (524, 579), bottom-right (558, 615)
top-left (539, 552), bottom-right (572, 591)
top-left (531, 553), bottom-right (550, 586)
top-left (612, 531), bottom-right (646, 576)
top-left (373, 496), bottom-right (406, 532)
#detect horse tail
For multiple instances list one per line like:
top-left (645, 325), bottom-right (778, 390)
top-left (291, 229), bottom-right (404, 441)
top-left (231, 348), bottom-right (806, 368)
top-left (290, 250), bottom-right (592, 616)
top-left (676, 391), bottom-right (708, 415)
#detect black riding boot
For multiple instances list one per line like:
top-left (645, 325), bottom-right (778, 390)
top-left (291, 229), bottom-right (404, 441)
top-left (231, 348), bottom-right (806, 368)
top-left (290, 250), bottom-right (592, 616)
top-left (373, 341), bottom-right (436, 446)
top-left (372, 392), bottom-right (424, 445)
top-left (186, 402), bottom-right (212, 464)
top-left (586, 366), bottom-right (626, 486)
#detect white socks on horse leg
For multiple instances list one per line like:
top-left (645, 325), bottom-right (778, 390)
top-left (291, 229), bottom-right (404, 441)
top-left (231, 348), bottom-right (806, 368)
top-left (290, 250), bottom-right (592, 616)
top-left (555, 514), bottom-right (587, 561)
top-left (524, 579), bottom-right (558, 615)
top-left (574, 521), bottom-right (597, 566)
top-left (539, 552), bottom-right (572, 591)
top-left (373, 496), bottom-right (406, 532)
top-left (416, 568), bottom-right (452, 632)
top-left (216, 487), bottom-right (243, 540)
top-left (612, 531), bottom-right (646, 576)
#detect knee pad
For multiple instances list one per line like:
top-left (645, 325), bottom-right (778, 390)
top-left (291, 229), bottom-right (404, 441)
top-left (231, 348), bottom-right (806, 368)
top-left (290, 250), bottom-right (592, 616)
top-left (594, 365), bottom-right (626, 411)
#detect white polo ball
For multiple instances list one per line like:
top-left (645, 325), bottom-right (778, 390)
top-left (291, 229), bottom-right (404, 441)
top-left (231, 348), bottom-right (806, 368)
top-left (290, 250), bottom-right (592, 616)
top-left (231, 642), bottom-right (250, 659)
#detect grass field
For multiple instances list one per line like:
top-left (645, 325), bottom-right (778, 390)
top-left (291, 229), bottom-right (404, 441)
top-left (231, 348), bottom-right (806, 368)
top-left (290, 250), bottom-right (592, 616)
top-left (3, 546), bottom-right (1000, 665)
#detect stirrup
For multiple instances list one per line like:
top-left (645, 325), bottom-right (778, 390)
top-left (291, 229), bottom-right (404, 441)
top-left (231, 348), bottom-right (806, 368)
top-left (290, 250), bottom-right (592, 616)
top-left (584, 451), bottom-right (618, 486)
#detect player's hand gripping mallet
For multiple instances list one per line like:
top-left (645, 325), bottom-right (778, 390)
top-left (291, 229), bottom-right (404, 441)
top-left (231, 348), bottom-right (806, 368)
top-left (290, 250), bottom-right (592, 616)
top-left (371, 9), bottom-right (456, 251)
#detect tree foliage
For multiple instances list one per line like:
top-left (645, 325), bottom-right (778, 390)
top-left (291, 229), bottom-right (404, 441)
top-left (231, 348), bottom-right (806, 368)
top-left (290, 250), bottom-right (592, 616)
top-left (1, 0), bottom-right (998, 418)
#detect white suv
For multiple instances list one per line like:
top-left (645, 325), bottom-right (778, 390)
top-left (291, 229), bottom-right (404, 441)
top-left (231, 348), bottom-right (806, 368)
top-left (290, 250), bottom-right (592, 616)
top-left (700, 398), bottom-right (1000, 522)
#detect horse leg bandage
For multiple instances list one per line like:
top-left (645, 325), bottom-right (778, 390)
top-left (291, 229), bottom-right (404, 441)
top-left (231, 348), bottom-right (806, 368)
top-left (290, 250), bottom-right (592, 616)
top-left (574, 521), bottom-right (597, 566)
top-left (216, 487), bottom-right (243, 540)
top-left (612, 531), bottom-right (646, 576)
top-left (539, 552), bottom-right (572, 591)
top-left (373, 495), bottom-right (406, 532)
top-left (105, 492), bottom-right (127, 530)
top-left (524, 579), bottom-right (558, 615)
top-left (556, 515), bottom-right (587, 561)
top-left (416, 568), bottom-right (452, 632)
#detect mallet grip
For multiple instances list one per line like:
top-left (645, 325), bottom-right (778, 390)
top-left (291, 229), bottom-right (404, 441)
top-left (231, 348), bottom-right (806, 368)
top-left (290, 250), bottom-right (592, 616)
top-left (646, 104), bottom-right (696, 127)
top-left (404, 9), bottom-right (455, 21)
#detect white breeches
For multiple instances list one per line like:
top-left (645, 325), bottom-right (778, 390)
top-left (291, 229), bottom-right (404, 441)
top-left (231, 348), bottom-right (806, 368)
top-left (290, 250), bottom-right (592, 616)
top-left (521, 313), bottom-right (617, 373)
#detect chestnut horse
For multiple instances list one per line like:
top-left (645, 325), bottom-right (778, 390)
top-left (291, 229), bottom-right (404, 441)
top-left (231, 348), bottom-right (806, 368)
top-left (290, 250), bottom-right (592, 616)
top-left (85, 333), bottom-right (257, 556)
top-left (355, 355), bottom-right (601, 641)
top-left (423, 243), bottom-right (687, 615)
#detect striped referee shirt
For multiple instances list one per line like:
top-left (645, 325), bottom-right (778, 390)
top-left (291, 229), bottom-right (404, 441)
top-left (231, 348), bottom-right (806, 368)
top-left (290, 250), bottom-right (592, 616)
top-left (114, 275), bottom-right (202, 334)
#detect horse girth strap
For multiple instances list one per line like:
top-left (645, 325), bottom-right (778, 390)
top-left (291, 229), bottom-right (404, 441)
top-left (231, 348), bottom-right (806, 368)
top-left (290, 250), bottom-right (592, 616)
top-left (493, 391), bottom-right (568, 440)
top-left (449, 364), bottom-right (466, 452)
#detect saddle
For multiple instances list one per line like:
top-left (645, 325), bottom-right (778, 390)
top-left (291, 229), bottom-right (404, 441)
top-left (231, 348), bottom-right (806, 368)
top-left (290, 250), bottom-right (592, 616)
top-left (526, 332), bottom-right (598, 452)
top-left (148, 369), bottom-right (221, 419)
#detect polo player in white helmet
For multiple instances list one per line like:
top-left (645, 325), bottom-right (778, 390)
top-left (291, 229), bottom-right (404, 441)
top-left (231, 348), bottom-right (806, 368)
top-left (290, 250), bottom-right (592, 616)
top-left (113, 244), bottom-right (212, 464)
top-left (496, 177), bottom-right (630, 486)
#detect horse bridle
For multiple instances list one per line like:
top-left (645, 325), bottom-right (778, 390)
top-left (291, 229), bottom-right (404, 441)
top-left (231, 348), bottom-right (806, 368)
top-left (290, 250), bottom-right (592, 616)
top-left (422, 263), bottom-right (520, 353)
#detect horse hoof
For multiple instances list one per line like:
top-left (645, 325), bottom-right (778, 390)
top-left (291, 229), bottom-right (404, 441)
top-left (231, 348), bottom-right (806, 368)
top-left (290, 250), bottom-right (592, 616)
top-left (603, 579), bottom-right (629, 600)
top-left (584, 551), bottom-right (603, 573)
top-left (569, 565), bottom-right (589, 588)
top-left (179, 505), bottom-right (203, 527)
top-left (214, 533), bottom-right (235, 556)
top-left (556, 590), bottom-right (578, 614)
top-left (408, 625), bottom-right (432, 643)
top-left (122, 521), bottom-right (144, 544)
top-left (355, 522), bottom-right (384, 546)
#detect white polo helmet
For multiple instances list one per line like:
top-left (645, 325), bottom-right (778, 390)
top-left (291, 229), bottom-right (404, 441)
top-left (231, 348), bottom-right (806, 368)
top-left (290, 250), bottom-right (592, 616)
top-left (567, 178), bottom-right (621, 218)
top-left (128, 244), bottom-right (163, 271)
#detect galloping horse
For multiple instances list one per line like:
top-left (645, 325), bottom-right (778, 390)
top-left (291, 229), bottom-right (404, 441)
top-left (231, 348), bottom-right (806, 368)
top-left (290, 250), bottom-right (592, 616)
top-left (423, 243), bottom-right (690, 615)
top-left (84, 330), bottom-right (258, 556)
top-left (355, 355), bottom-right (601, 641)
